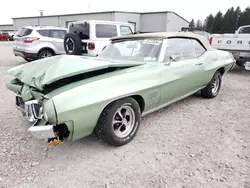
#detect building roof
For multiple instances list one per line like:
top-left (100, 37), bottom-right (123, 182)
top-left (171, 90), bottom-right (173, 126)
top-left (0, 24), bottom-right (13, 26)
top-left (72, 19), bottom-right (134, 25)
top-left (111, 31), bottom-right (214, 51)
top-left (12, 11), bottom-right (140, 19)
top-left (12, 10), bottom-right (189, 23)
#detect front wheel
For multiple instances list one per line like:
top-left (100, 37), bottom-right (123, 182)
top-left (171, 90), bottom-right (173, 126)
top-left (201, 71), bottom-right (222, 98)
top-left (95, 97), bottom-right (141, 146)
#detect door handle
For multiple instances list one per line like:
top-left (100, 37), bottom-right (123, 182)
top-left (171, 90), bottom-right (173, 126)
top-left (196, 63), bottom-right (203, 66)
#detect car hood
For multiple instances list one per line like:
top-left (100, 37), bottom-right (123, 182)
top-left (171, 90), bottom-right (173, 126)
top-left (7, 55), bottom-right (144, 91)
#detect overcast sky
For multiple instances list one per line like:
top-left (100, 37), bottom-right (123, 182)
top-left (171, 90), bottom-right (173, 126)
top-left (0, 0), bottom-right (249, 24)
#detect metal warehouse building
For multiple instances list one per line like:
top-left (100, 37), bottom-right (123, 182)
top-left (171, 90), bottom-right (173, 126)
top-left (0, 24), bottom-right (14, 32)
top-left (11, 11), bottom-right (189, 33)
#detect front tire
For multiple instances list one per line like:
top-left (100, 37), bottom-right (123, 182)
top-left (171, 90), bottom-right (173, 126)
top-left (95, 97), bottom-right (141, 146)
top-left (201, 71), bottom-right (222, 98)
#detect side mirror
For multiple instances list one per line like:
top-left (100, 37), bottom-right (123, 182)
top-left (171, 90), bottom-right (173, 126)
top-left (164, 54), bottom-right (180, 66)
top-left (170, 54), bottom-right (180, 62)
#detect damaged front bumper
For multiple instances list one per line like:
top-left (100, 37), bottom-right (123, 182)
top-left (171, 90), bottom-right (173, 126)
top-left (28, 120), bottom-right (56, 139)
top-left (16, 94), bottom-right (57, 140)
top-left (15, 94), bottom-right (69, 146)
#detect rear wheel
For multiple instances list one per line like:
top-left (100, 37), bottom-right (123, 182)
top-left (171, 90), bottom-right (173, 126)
top-left (94, 97), bottom-right (141, 146)
top-left (201, 71), bottom-right (222, 98)
top-left (38, 50), bottom-right (53, 59)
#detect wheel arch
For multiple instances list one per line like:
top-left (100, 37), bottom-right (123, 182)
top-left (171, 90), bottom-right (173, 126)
top-left (96, 94), bottom-right (145, 128)
top-left (130, 95), bottom-right (145, 113)
top-left (217, 67), bottom-right (225, 76)
top-left (38, 47), bottom-right (55, 56)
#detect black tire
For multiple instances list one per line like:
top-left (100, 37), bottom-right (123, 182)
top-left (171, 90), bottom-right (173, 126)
top-left (38, 50), bottom-right (54, 59)
top-left (94, 97), bottom-right (141, 146)
top-left (236, 60), bottom-right (243, 67)
top-left (64, 33), bottom-right (82, 55)
top-left (201, 71), bottom-right (222, 98)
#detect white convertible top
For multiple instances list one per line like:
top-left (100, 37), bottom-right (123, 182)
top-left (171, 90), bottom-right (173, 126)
top-left (112, 32), bottom-right (215, 51)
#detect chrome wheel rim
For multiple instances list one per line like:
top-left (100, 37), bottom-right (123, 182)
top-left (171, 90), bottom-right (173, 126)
top-left (212, 75), bottom-right (220, 94)
top-left (41, 52), bottom-right (52, 58)
top-left (112, 105), bottom-right (135, 138)
top-left (66, 38), bottom-right (74, 53)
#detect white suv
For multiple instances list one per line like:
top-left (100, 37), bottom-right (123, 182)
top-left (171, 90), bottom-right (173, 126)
top-left (13, 26), bottom-right (67, 62)
top-left (64, 20), bottom-right (134, 56)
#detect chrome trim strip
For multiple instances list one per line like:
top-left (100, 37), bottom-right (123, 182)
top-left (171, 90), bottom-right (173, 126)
top-left (142, 87), bottom-right (205, 117)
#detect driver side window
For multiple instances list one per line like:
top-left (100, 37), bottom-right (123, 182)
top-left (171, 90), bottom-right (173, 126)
top-left (164, 38), bottom-right (196, 62)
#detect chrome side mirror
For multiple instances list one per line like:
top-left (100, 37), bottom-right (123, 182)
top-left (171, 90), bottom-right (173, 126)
top-left (164, 54), bottom-right (180, 66)
top-left (170, 54), bottom-right (180, 62)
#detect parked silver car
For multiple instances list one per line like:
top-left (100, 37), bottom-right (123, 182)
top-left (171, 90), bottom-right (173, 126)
top-left (13, 26), bottom-right (67, 62)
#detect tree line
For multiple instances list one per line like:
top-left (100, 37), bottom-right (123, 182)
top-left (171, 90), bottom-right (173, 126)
top-left (189, 6), bottom-right (250, 34)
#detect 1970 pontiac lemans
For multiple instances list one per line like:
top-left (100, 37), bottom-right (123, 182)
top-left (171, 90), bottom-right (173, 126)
top-left (6, 32), bottom-right (235, 146)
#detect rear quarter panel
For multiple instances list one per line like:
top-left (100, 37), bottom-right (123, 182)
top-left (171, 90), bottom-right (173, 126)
top-left (201, 49), bottom-right (235, 83)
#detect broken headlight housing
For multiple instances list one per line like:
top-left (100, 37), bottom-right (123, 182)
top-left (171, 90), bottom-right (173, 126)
top-left (42, 99), bottom-right (57, 124)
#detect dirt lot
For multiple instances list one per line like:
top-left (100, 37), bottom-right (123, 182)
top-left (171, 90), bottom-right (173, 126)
top-left (0, 42), bottom-right (249, 188)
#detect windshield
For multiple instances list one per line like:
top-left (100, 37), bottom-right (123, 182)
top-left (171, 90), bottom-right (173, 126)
top-left (99, 38), bottom-right (163, 62)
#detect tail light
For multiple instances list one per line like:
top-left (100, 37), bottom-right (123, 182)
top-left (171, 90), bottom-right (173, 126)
top-left (209, 37), bottom-right (213, 45)
top-left (23, 37), bottom-right (39, 43)
top-left (88, 42), bottom-right (95, 50)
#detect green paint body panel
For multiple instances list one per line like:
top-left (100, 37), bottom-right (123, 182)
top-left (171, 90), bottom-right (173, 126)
top-left (6, 49), bottom-right (235, 141)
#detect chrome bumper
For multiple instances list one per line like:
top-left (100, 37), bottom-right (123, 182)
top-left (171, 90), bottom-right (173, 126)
top-left (15, 94), bottom-right (56, 139)
top-left (28, 124), bottom-right (56, 139)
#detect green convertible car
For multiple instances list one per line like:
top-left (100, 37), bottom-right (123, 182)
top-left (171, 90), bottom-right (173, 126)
top-left (6, 32), bottom-right (235, 146)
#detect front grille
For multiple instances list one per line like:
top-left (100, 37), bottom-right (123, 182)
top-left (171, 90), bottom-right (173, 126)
top-left (25, 100), bottom-right (43, 122)
top-left (16, 95), bottom-right (43, 122)
top-left (32, 103), bottom-right (42, 119)
top-left (16, 95), bottom-right (25, 109)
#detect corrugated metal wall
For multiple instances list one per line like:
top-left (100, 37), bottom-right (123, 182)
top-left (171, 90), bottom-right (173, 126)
top-left (12, 11), bottom-right (189, 32)
top-left (13, 13), bottom-right (113, 30)
top-left (166, 12), bottom-right (189, 32)
top-left (58, 13), bottom-right (113, 27)
top-left (114, 12), bottom-right (140, 32)
top-left (140, 13), bottom-right (166, 32)
top-left (0, 24), bottom-right (14, 31)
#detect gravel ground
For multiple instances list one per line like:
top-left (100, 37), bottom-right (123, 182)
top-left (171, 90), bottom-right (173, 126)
top-left (0, 42), bottom-right (249, 188)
